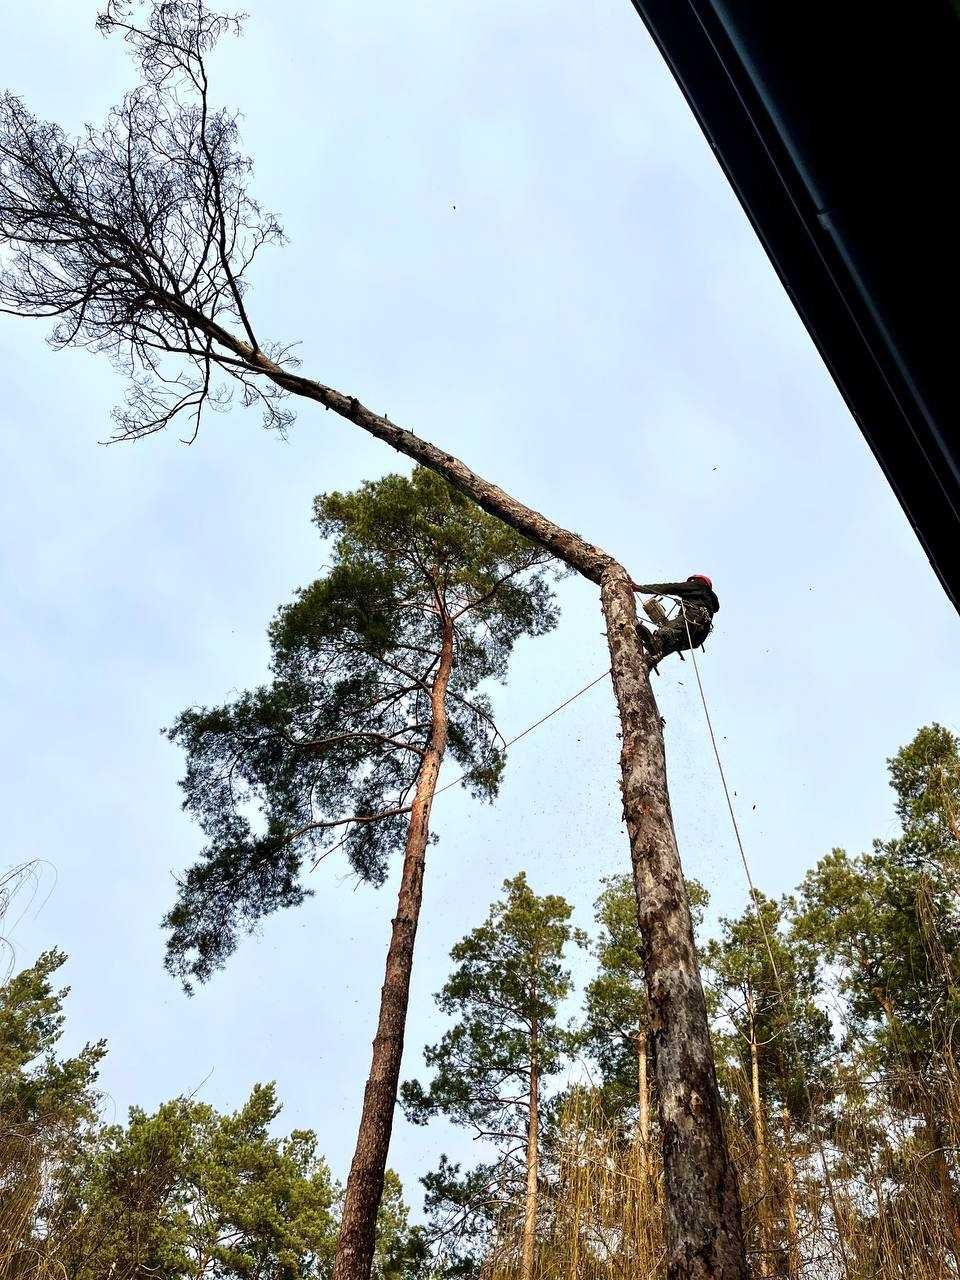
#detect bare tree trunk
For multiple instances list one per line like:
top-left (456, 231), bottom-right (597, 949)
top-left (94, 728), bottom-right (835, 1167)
top-left (638, 1027), bottom-right (651, 1150)
top-left (600, 565), bottom-right (749, 1280)
top-left (521, 1024), bottom-right (540, 1280)
top-left (331, 617), bottom-right (455, 1280)
top-left (747, 1000), bottom-right (770, 1276)
top-left (210, 338), bottom-right (750, 1280)
top-left (780, 1110), bottom-right (801, 1280)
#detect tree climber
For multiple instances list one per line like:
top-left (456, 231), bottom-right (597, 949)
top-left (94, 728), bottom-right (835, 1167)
top-left (631, 575), bottom-right (719, 666)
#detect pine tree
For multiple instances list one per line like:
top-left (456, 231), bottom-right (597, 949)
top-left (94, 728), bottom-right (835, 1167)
top-left (0, 950), bottom-right (423, 1280)
top-left (703, 894), bottom-right (832, 1276)
top-left (165, 469), bottom-right (557, 1280)
top-left (796, 724), bottom-right (960, 1264)
top-left (58, 1083), bottom-right (340, 1280)
top-left (580, 874), bottom-right (708, 1143)
top-left (403, 873), bottom-right (585, 1280)
top-left (0, 949), bottom-right (105, 1276)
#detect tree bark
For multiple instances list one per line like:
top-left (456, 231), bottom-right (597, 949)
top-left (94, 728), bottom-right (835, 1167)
top-left (331, 616), bottom-right (455, 1280)
top-left (747, 1000), bottom-right (771, 1275)
top-left (922, 1105), bottom-right (960, 1272)
top-left (780, 1110), bottom-right (801, 1280)
top-left (637, 1027), bottom-right (651, 1150)
top-left (600, 565), bottom-right (749, 1280)
top-left (521, 1023), bottom-right (540, 1280)
top-left (193, 329), bottom-right (750, 1280)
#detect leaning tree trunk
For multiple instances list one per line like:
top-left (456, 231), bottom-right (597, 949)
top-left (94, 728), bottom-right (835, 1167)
top-left (331, 616), bottom-right (455, 1280)
top-left (197, 325), bottom-right (749, 1279)
top-left (521, 1019), bottom-right (540, 1280)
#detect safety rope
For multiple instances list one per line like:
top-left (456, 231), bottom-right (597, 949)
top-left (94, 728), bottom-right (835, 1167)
top-left (307, 669), bottom-right (610, 873)
top-left (677, 601), bottom-right (853, 1278)
top-left (434, 668), bottom-right (610, 797)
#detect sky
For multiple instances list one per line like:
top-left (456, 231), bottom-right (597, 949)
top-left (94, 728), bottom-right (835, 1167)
top-left (2, 0), bottom-right (959, 1212)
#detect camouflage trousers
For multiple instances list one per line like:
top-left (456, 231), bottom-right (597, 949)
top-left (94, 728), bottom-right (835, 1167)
top-left (638, 602), bottom-right (714, 663)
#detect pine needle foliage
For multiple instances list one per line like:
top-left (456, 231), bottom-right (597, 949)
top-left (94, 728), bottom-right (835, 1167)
top-left (163, 469), bottom-right (558, 988)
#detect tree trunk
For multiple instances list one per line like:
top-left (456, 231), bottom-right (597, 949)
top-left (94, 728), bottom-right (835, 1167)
top-left (637, 1027), bottom-right (651, 1150)
top-left (923, 1105), bottom-right (960, 1271)
top-left (521, 1025), bottom-right (540, 1280)
top-left (600, 565), bottom-right (749, 1280)
top-left (780, 1110), bottom-right (801, 1280)
top-left (933, 1144), bottom-right (960, 1272)
top-left (747, 1002), bottom-right (770, 1276)
top-left (331, 617), bottom-right (455, 1280)
top-left (214, 341), bottom-right (750, 1280)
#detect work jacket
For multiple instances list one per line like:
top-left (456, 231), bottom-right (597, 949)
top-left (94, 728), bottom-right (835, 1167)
top-left (633, 580), bottom-right (720, 616)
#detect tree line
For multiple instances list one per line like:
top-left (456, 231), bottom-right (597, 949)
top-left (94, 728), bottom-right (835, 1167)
top-left (4, 720), bottom-right (959, 1278)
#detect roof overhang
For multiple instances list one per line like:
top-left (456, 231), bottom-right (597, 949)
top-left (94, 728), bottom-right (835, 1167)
top-left (628, 0), bottom-right (960, 613)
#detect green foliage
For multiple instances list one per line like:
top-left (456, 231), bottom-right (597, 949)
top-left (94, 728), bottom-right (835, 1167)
top-left (57, 1083), bottom-right (339, 1280)
top-left (0, 950), bottom-right (423, 1280)
top-left (417, 1155), bottom-right (501, 1277)
top-left (580, 874), bottom-right (708, 1122)
top-left (795, 724), bottom-right (960, 1078)
top-left (702, 893), bottom-right (833, 1122)
top-left (164, 469), bottom-right (558, 987)
top-left (402, 874), bottom-right (585, 1265)
top-left (888, 722), bottom-right (960, 843)
top-left (0, 947), bottom-right (105, 1123)
top-left (403, 872), bottom-right (584, 1137)
top-left (371, 1169), bottom-right (429, 1280)
top-left (0, 949), bottom-right (105, 1275)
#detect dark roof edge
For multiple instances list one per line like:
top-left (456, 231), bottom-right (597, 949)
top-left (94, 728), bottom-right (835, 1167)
top-left (628, 0), bottom-right (960, 615)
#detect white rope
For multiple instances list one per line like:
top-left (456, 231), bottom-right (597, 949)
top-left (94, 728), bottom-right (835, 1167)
top-left (434, 668), bottom-right (610, 798)
top-left (308, 669), bottom-right (609, 873)
top-left (676, 600), bottom-right (852, 1278)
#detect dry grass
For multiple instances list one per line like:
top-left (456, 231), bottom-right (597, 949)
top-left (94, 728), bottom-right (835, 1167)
top-left (478, 1064), bottom-right (960, 1280)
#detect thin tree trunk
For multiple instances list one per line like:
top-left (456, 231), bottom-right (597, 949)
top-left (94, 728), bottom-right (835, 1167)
top-left (331, 616), bottom-right (455, 1280)
top-left (198, 330), bottom-right (750, 1280)
top-left (933, 1145), bottom-right (960, 1272)
top-left (747, 1000), bottom-right (770, 1275)
top-left (521, 1023), bottom-right (540, 1280)
top-left (923, 1105), bottom-right (960, 1272)
top-left (637, 1027), bottom-right (651, 1150)
top-left (780, 1110), bottom-right (801, 1280)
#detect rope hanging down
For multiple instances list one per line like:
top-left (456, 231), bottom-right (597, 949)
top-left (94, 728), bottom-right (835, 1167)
top-left (677, 601), bottom-right (852, 1280)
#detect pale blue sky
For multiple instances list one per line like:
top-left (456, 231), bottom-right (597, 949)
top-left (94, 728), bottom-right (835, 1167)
top-left (2, 0), bottom-right (958, 1208)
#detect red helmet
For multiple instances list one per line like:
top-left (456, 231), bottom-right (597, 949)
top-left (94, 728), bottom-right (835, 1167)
top-left (687, 574), bottom-right (713, 589)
